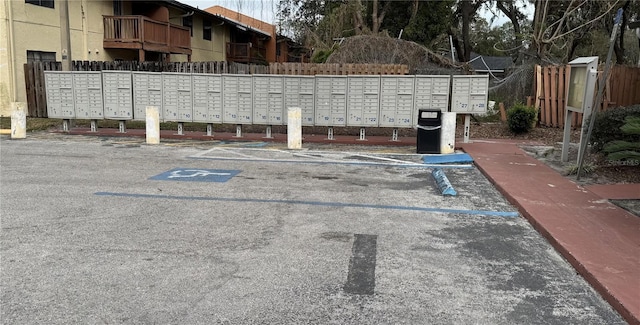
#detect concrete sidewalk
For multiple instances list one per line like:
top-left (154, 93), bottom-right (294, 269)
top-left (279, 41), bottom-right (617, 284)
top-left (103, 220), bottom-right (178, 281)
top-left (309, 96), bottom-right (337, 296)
top-left (58, 128), bottom-right (639, 324)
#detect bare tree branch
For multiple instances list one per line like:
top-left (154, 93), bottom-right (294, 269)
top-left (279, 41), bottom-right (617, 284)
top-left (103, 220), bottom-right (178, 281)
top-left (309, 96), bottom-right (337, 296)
top-left (542, 0), bottom-right (619, 43)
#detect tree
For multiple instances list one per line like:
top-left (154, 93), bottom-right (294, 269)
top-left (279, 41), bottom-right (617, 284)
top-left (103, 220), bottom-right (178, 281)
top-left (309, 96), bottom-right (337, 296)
top-left (470, 20), bottom-right (513, 57)
top-left (403, 0), bottom-right (455, 47)
top-left (495, 0), bottom-right (528, 62)
top-left (450, 0), bottom-right (486, 62)
top-left (278, 0), bottom-right (456, 52)
top-left (276, 0), bottom-right (347, 42)
top-left (531, 0), bottom-right (621, 62)
top-left (608, 0), bottom-right (640, 64)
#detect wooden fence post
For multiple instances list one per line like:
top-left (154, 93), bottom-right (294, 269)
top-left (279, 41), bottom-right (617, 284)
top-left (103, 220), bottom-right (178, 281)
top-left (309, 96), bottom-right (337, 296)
top-left (499, 102), bottom-right (507, 121)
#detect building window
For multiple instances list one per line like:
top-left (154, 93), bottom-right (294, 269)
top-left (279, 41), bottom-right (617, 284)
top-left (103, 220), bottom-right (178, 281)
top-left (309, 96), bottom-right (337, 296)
top-left (25, 0), bottom-right (54, 8)
top-left (203, 20), bottom-right (212, 41)
top-left (183, 16), bottom-right (193, 37)
top-left (27, 50), bottom-right (57, 63)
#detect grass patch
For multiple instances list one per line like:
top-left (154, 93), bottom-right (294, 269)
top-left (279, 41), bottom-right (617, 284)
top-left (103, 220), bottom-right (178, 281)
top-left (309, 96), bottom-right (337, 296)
top-left (565, 163), bottom-right (596, 175)
top-left (0, 117), bottom-right (62, 131)
top-left (472, 111), bottom-right (502, 123)
top-left (0, 117), bottom-right (229, 133)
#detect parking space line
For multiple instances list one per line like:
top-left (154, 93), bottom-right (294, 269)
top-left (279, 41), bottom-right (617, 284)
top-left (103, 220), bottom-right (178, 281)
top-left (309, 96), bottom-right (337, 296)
top-left (348, 154), bottom-right (424, 165)
top-left (189, 155), bottom-right (473, 168)
top-left (213, 147), bottom-right (257, 158)
top-left (189, 147), bottom-right (474, 168)
top-left (344, 234), bottom-right (378, 295)
top-left (94, 192), bottom-right (519, 218)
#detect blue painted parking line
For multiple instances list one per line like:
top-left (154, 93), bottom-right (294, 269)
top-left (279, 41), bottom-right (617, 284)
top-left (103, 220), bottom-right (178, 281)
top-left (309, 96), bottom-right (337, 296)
top-left (149, 168), bottom-right (241, 183)
top-left (94, 192), bottom-right (520, 218)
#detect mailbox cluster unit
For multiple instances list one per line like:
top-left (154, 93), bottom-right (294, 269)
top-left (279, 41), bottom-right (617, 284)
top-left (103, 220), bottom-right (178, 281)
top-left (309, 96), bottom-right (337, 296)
top-left (132, 72), bottom-right (163, 121)
top-left (191, 73), bottom-right (222, 123)
top-left (284, 76), bottom-right (315, 126)
top-left (102, 71), bottom-right (133, 119)
top-left (45, 71), bottom-right (489, 127)
top-left (45, 71), bottom-right (89, 119)
top-left (451, 75), bottom-right (490, 114)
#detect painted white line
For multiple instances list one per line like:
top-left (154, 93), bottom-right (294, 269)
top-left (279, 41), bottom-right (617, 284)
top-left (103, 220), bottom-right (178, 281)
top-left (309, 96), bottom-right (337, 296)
top-left (191, 147), bottom-right (218, 158)
top-left (213, 147), bottom-right (256, 158)
top-left (190, 155), bottom-right (425, 167)
top-left (349, 154), bottom-right (424, 166)
top-left (278, 150), bottom-right (347, 164)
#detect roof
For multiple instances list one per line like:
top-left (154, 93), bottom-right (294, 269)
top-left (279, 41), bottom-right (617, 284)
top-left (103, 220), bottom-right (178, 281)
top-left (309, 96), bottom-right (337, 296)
top-left (208, 13), bottom-right (272, 38)
top-left (568, 56), bottom-right (599, 65)
top-left (469, 53), bottom-right (514, 73)
top-left (154, 0), bottom-right (271, 38)
top-left (204, 6), bottom-right (274, 39)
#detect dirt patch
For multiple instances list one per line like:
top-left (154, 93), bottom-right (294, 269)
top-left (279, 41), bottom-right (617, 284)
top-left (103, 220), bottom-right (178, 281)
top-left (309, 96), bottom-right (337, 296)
top-left (458, 121), bottom-right (640, 186)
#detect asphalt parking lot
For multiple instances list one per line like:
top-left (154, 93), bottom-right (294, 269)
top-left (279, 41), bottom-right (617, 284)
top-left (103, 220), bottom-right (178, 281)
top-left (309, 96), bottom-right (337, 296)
top-left (0, 134), bottom-right (625, 324)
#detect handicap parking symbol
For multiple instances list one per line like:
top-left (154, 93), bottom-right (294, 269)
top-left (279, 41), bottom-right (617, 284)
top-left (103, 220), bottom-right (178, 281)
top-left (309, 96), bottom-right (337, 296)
top-left (150, 168), bottom-right (242, 183)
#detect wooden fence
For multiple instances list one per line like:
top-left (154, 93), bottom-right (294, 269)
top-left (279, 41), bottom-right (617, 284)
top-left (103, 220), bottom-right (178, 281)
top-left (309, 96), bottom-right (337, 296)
top-left (269, 63), bottom-right (409, 75)
top-left (24, 61), bottom-right (410, 117)
top-left (24, 61), bottom-right (62, 118)
top-left (533, 64), bottom-right (640, 128)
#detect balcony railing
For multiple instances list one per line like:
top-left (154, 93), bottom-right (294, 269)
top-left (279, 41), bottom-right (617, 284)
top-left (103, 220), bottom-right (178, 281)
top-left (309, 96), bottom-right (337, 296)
top-left (103, 15), bottom-right (191, 55)
top-left (226, 43), bottom-right (267, 64)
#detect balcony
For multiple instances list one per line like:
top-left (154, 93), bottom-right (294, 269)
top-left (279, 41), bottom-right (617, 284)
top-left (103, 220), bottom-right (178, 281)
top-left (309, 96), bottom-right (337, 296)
top-left (103, 15), bottom-right (191, 56)
top-left (226, 43), bottom-right (267, 64)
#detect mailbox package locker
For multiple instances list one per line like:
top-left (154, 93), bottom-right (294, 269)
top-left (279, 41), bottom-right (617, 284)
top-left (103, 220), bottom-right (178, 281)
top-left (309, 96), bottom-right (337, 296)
top-left (192, 74), bottom-right (223, 123)
top-left (102, 71), bottom-right (133, 119)
top-left (162, 73), bottom-right (193, 122)
top-left (223, 74), bottom-right (253, 124)
top-left (132, 72), bottom-right (163, 121)
top-left (451, 75), bottom-right (489, 114)
top-left (315, 76), bottom-right (347, 126)
top-left (45, 71), bottom-right (75, 119)
top-left (72, 72), bottom-right (104, 119)
top-left (284, 76), bottom-right (315, 126)
top-left (347, 76), bottom-right (380, 126)
top-left (379, 76), bottom-right (415, 127)
top-left (253, 75), bottom-right (285, 125)
top-left (414, 76), bottom-right (451, 113)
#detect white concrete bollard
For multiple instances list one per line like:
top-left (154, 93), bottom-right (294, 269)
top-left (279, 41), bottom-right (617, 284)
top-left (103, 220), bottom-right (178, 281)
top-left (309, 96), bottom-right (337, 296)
top-left (287, 107), bottom-right (302, 149)
top-left (440, 112), bottom-right (457, 154)
top-left (145, 106), bottom-right (160, 144)
top-left (10, 102), bottom-right (26, 139)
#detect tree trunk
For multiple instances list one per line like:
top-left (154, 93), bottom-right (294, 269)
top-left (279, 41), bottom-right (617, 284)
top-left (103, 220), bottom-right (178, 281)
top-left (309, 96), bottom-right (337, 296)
top-left (411, 0), bottom-right (419, 21)
top-left (458, 1), bottom-right (483, 62)
top-left (449, 29), bottom-right (464, 62)
top-left (372, 0), bottom-right (379, 33)
top-left (615, 0), bottom-right (630, 64)
top-left (371, 0), bottom-right (391, 34)
top-left (532, 0), bottom-right (547, 60)
top-left (353, 0), bottom-right (365, 34)
top-left (496, 1), bottom-right (523, 63)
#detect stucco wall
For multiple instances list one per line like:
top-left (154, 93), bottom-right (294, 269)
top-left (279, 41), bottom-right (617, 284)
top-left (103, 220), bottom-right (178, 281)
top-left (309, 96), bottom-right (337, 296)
top-left (204, 6), bottom-right (276, 63)
top-left (2, 1), bottom-right (229, 116)
top-left (168, 7), bottom-right (226, 62)
top-left (1, 0), bottom-right (13, 116)
top-left (2, 0), bottom-right (119, 114)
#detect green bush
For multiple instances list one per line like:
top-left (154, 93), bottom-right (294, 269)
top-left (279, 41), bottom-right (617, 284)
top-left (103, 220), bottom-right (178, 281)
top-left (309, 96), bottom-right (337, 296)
top-left (311, 49), bottom-right (334, 63)
top-left (591, 104), bottom-right (640, 152)
top-left (603, 116), bottom-right (640, 162)
top-left (506, 103), bottom-right (537, 134)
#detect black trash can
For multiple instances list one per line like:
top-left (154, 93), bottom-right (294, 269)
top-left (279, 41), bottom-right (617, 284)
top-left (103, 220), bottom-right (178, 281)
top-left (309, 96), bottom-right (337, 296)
top-left (416, 109), bottom-right (441, 154)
